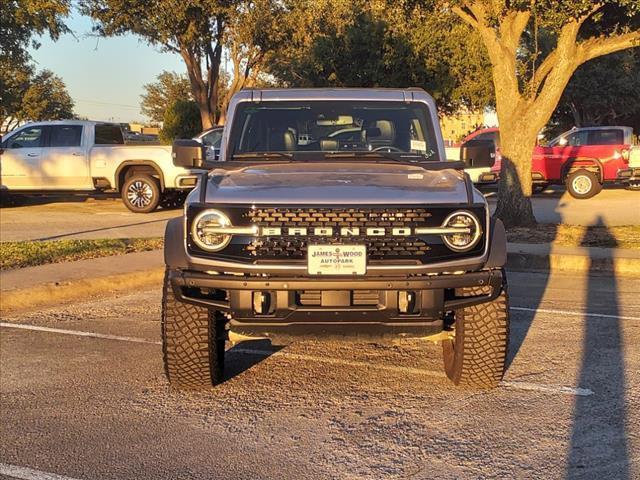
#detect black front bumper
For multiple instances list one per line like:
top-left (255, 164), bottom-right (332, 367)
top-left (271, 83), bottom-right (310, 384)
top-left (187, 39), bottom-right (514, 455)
top-left (169, 268), bottom-right (504, 340)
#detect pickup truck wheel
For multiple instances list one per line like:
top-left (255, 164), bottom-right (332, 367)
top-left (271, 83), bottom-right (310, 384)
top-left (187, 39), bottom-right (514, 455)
top-left (122, 174), bottom-right (160, 213)
top-left (566, 169), bottom-right (602, 199)
top-left (442, 283), bottom-right (510, 389)
top-left (161, 269), bottom-right (226, 389)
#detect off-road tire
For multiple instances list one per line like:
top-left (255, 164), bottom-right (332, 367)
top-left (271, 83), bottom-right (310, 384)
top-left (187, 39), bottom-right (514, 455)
top-left (121, 174), bottom-right (161, 213)
top-left (565, 169), bottom-right (602, 199)
top-left (442, 282), bottom-right (509, 389)
top-left (161, 269), bottom-right (226, 389)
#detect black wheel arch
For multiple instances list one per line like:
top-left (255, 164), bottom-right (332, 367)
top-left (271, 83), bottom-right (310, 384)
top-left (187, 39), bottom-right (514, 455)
top-left (115, 160), bottom-right (165, 191)
top-left (485, 217), bottom-right (507, 269)
top-left (165, 217), bottom-right (189, 269)
top-left (561, 157), bottom-right (605, 183)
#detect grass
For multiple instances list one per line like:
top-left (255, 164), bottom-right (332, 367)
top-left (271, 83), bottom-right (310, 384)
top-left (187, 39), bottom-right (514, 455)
top-left (507, 224), bottom-right (640, 250)
top-left (0, 238), bottom-right (163, 271)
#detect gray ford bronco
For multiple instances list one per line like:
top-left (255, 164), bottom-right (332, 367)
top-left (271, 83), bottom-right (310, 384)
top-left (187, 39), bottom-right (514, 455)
top-left (164, 88), bottom-right (509, 389)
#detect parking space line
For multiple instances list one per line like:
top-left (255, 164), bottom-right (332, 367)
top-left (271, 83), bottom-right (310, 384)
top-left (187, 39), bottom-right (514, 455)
top-left (0, 463), bottom-right (83, 480)
top-left (1, 322), bottom-right (594, 397)
top-left (0, 322), bottom-right (160, 345)
top-left (511, 306), bottom-right (640, 321)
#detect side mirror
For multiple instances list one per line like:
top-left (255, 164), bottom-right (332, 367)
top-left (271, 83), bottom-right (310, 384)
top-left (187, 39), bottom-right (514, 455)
top-left (460, 140), bottom-right (495, 168)
top-left (172, 139), bottom-right (206, 168)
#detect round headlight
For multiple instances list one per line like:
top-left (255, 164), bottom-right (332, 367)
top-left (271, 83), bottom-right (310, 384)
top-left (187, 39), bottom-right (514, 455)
top-left (191, 209), bottom-right (232, 252)
top-left (442, 211), bottom-right (482, 252)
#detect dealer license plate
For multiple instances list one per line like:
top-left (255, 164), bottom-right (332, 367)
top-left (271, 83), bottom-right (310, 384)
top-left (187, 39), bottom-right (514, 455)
top-left (307, 245), bottom-right (367, 275)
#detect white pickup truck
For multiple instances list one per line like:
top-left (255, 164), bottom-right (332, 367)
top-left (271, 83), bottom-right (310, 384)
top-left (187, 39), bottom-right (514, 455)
top-left (0, 120), bottom-right (206, 212)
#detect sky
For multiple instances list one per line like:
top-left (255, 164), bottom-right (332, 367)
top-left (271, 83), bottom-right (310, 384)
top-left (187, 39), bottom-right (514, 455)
top-left (29, 10), bottom-right (186, 123)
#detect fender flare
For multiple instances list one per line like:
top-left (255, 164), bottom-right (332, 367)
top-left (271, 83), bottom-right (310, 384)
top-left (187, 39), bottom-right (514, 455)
top-left (485, 217), bottom-right (506, 269)
top-left (164, 217), bottom-right (189, 269)
top-left (115, 160), bottom-right (166, 191)
top-left (561, 157), bottom-right (604, 183)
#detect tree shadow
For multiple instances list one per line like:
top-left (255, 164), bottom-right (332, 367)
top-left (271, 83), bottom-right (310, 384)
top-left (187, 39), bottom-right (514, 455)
top-left (566, 217), bottom-right (630, 478)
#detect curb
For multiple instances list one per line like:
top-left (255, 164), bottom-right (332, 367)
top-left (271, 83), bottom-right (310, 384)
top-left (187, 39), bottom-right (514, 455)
top-left (0, 268), bottom-right (164, 316)
top-left (2, 250), bottom-right (638, 315)
top-left (506, 252), bottom-right (639, 276)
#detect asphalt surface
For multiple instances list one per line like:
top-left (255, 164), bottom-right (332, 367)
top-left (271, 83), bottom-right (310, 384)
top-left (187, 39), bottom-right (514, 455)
top-left (0, 196), bottom-right (177, 242)
top-left (1, 187), bottom-right (638, 242)
top-left (485, 186), bottom-right (640, 226)
top-left (1, 269), bottom-right (639, 479)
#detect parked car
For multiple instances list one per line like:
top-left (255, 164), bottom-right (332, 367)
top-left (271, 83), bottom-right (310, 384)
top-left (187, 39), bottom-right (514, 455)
top-left (0, 120), bottom-right (206, 212)
top-left (163, 88), bottom-right (510, 390)
top-left (532, 126), bottom-right (634, 198)
top-left (458, 127), bottom-right (501, 188)
top-left (193, 126), bottom-right (223, 161)
top-left (617, 145), bottom-right (640, 190)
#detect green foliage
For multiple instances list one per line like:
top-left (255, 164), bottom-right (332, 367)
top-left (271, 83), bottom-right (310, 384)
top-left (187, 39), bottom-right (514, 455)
top-left (0, 238), bottom-right (163, 270)
top-left (141, 71), bottom-right (193, 123)
top-left (1, 65), bottom-right (74, 130)
top-left (0, 0), bottom-right (71, 64)
top-left (159, 100), bottom-right (202, 144)
top-left (20, 70), bottom-right (74, 121)
top-left (80, 0), bottom-right (230, 127)
top-left (265, 0), bottom-right (492, 113)
top-left (551, 49), bottom-right (640, 135)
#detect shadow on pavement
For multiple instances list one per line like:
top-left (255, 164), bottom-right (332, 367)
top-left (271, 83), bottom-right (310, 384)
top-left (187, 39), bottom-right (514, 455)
top-left (223, 339), bottom-right (283, 382)
top-left (566, 217), bottom-right (629, 478)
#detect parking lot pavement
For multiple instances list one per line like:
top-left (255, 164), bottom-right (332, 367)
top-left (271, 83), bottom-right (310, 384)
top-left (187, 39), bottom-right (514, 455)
top-left (0, 197), bottom-right (178, 242)
top-left (486, 187), bottom-right (640, 226)
top-left (1, 269), bottom-right (639, 480)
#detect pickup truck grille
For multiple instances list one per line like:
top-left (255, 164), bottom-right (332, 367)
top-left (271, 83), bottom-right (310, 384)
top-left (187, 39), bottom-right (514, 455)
top-left (245, 207), bottom-right (432, 261)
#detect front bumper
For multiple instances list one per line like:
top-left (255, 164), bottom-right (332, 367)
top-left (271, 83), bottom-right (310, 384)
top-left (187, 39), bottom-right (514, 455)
top-left (617, 168), bottom-right (640, 183)
top-left (169, 268), bottom-right (504, 340)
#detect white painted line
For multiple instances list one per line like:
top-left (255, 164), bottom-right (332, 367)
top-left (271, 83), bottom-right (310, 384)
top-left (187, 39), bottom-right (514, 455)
top-left (0, 463), bottom-right (83, 480)
top-left (1, 322), bottom-right (594, 397)
top-left (501, 381), bottom-right (593, 397)
top-left (0, 322), bottom-right (161, 345)
top-left (511, 306), bottom-right (640, 321)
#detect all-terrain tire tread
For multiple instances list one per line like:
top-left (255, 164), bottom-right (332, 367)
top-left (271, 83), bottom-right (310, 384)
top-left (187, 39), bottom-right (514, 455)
top-left (161, 269), bottom-right (224, 389)
top-left (445, 284), bottom-right (510, 389)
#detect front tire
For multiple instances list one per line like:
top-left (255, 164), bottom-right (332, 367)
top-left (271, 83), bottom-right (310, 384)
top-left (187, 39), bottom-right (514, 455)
top-left (162, 269), bottom-right (226, 389)
top-left (565, 169), bottom-right (602, 199)
top-left (122, 174), bottom-right (161, 213)
top-left (442, 283), bottom-right (510, 389)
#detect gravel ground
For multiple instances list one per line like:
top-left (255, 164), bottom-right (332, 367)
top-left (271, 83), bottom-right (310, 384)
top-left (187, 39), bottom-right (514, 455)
top-left (1, 270), bottom-right (639, 479)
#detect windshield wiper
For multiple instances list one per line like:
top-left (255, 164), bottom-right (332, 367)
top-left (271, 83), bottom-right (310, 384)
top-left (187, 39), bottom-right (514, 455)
top-left (232, 152), bottom-right (295, 161)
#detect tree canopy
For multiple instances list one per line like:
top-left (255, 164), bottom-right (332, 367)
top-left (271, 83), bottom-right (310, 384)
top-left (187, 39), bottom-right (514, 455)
top-left (80, 0), bottom-right (229, 129)
top-left (140, 71), bottom-right (193, 124)
top-left (159, 100), bottom-right (202, 144)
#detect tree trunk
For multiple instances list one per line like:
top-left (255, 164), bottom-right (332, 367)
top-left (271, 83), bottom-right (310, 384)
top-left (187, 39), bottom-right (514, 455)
top-left (494, 129), bottom-right (538, 227)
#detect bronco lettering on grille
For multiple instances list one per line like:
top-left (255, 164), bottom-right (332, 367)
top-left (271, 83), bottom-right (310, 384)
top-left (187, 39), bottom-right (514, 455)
top-left (257, 227), bottom-right (417, 237)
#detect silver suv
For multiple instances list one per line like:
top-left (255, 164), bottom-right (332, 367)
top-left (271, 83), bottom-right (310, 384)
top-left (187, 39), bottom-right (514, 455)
top-left (163, 88), bottom-right (510, 389)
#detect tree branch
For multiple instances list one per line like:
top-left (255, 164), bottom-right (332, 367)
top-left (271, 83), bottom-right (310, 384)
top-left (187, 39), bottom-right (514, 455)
top-left (577, 31), bottom-right (640, 64)
top-left (451, 6), bottom-right (479, 29)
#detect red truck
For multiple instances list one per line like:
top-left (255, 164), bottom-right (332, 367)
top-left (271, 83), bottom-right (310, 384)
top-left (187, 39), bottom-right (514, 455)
top-left (460, 126), bottom-right (635, 198)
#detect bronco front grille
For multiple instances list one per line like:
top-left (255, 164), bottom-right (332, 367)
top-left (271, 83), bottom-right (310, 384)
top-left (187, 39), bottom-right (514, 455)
top-left (186, 204), bottom-right (486, 265)
top-left (245, 207), bottom-right (432, 261)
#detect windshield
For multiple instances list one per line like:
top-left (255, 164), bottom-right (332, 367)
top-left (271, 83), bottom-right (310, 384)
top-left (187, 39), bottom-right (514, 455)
top-left (229, 101), bottom-right (439, 160)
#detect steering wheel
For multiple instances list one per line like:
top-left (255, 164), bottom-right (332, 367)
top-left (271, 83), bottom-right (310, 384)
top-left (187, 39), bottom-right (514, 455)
top-left (371, 145), bottom-right (403, 152)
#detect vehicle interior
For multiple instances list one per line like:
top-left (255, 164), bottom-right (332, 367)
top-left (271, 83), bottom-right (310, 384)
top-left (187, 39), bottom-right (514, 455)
top-left (230, 101), bottom-right (438, 159)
